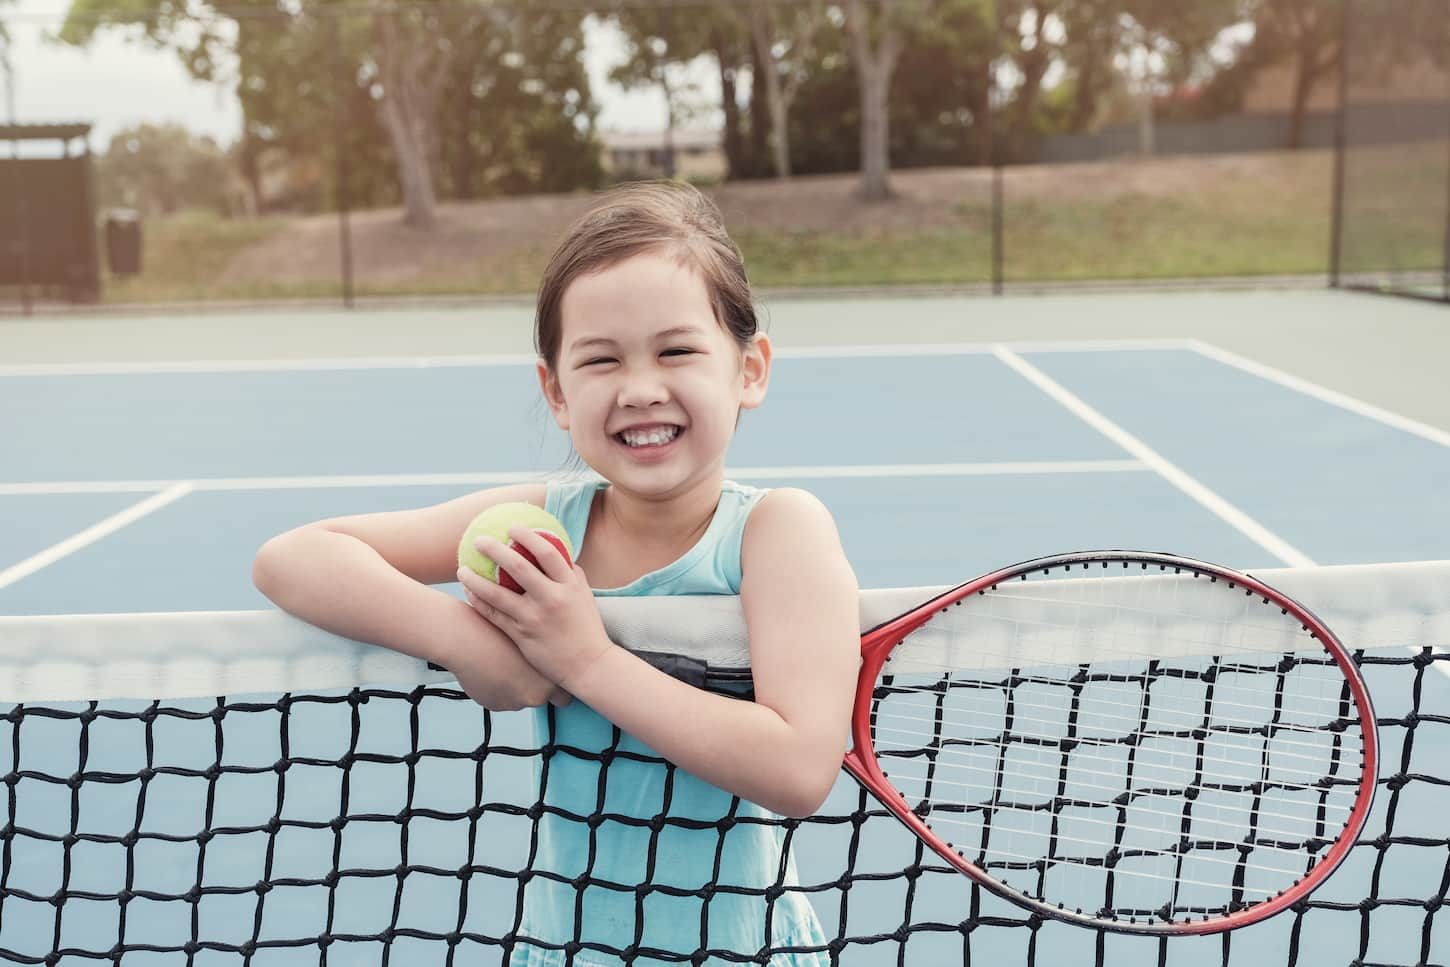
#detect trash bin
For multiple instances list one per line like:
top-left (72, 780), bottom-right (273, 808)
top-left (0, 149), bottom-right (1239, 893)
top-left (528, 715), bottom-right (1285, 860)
top-left (105, 210), bottom-right (143, 276)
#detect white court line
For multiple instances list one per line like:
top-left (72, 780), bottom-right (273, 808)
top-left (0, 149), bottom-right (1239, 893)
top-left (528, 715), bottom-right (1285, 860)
top-left (772, 339), bottom-right (1194, 359)
top-left (0, 484), bottom-right (195, 590)
top-left (1188, 340), bottom-right (1450, 449)
top-left (992, 347), bottom-right (1318, 569)
top-left (0, 353), bottom-right (538, 377)
top-left (0, 461), bottom-right (1147, 497)
top-left (0, 339), bottom-right (1192, 376)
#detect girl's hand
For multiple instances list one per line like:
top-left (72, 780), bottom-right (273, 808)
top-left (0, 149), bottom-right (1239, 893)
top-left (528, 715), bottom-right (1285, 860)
top-left (442, 624), bottom-right (572, 711)
top-left (457, 525), bottom-right (612, 690)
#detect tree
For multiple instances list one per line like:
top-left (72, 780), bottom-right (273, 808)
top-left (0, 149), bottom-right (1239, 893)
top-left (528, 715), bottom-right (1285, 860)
top-left (95, 123), bottom-right (233, 214)
top-left (609, 6), bottom-right (717, 180)
top-left (997, 2), bottom-right (1069, 160)
top-left (58, 0), bottom-right (599, 221)
top-left (1246, 0), bottom-right (1339, 149)
top-left (707, 19), bottom-right (752, 179)
top-left (438, 9), bottom-right (601, 198)
top-left (1111, 0), bottom-right (1241, 155)
top-left (748, 0), bottom-right (827, 178)
top-left (780, 3), bottom-right (994, 176)
top-left (844, 0), bottom-right (909, 200)
top-left (842, 0), bottom-right (988, 199)
top-left (1057, 0), bottom-right (1121, 134)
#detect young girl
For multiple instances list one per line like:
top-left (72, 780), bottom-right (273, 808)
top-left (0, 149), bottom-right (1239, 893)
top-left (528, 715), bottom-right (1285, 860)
top-left (252, 182), bottom-right (859, 966)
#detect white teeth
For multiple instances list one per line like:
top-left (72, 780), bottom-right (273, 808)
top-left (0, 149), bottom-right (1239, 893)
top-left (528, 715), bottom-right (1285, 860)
top-left (619, 425), bottom-right (681, 447)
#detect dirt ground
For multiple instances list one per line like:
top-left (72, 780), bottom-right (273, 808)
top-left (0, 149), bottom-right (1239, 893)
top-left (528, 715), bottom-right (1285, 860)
top-left (218, 152), bottom-right (1324, 287)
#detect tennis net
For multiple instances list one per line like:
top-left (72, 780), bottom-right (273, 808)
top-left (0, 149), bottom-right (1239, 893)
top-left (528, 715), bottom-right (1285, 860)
top-left (2, 559), bottom-right (1449, 966)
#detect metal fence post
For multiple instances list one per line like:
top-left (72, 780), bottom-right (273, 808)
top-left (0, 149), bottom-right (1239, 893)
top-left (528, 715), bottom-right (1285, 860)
top-left (1328, 0), bottom-right (1350, 290)
top-left (332, 10), bottom-right (355, 309)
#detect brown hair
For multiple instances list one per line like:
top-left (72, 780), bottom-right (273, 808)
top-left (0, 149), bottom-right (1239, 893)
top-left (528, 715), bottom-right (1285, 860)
top-left (534, 181), bottom-right (758, 370)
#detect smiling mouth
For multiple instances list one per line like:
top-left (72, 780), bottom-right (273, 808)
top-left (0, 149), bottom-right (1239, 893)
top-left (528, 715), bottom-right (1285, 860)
top-left (615, 425), bottom-right (683, 448)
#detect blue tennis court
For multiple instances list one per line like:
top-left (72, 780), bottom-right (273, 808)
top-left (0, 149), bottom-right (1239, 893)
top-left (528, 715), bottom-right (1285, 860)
top-left (2, 288), bottom-right (1449, 965)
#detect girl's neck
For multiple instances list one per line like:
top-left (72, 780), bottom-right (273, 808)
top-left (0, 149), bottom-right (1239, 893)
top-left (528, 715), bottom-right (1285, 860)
top-left (598, 472), bottom-right (723, 549)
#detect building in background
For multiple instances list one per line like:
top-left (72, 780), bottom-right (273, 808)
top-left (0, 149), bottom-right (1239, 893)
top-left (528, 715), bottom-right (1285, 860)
top-left (599, 129), bottom-right (725, 183)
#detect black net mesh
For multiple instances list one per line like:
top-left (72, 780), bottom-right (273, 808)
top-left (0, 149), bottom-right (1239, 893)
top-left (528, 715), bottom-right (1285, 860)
top-left (3, 645), bottom-right (1447, 966)
top-left (1336, 0), bottom-right (1450, 302)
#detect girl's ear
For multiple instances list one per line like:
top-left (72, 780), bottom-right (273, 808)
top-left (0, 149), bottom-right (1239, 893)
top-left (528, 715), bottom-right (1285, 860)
top-left (537, 360), bottom-right (569, 430)
top-left (739, 333), bottom-right (772, 411)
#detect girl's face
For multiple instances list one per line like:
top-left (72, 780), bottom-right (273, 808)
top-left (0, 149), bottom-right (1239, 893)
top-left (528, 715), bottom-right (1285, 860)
top-left (538, 251), bottom-right (770, 500)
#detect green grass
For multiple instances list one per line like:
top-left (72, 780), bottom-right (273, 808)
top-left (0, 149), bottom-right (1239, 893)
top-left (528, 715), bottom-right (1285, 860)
top-left (1340, 140), bottom-right (1450, 277)
top-left (86, 147), bottom-right (1449, 304)
top-left (102, 209), bottom-right (294, 303)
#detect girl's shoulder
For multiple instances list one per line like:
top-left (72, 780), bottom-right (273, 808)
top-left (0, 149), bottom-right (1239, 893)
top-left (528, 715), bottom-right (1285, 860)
top-left (741, 486), bottom-right (844, 569)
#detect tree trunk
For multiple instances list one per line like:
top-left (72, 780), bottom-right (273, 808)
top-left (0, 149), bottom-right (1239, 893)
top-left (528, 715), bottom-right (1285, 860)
top-left (1286, 45), bottom-right (1324, 150)
top-left (857, 60), bottom-right (892, 199)
top-left (660, 70), bottom-right (678, 179)
top-left (239, 129), bottom-right (263, 215)
top-left (1008, 11), bottom-right (1050, 162)
top-left (377, 89), bottom-right (438, 227)
top-left (750, 5), bottom-right (792, 178)
top-left (714, 31), bottom-right (746, 179)
top-left (1071, 37), bottom-right (1101, 133)
top-left (1136, 89), bottom-right (1155, 156)
top-left (747, 37), bottom-right (770, 176)
top-left (846, 0), bottom-right (902, 202)
top-left (373, 9), bottom-right (454, 229)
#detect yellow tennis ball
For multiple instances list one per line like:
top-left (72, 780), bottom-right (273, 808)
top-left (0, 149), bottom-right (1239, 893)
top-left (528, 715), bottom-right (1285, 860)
top-left (457, 502), bottom-right (574, 586)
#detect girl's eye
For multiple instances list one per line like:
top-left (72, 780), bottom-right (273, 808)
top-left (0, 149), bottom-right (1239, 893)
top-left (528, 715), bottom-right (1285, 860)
top-left (582, 357), bottom-right (615, 366)
top-left (661, 348), bottom-right (694, 358)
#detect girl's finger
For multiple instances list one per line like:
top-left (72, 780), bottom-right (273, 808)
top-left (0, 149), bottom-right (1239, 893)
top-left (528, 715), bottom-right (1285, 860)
top-left (506, 525), bottom-right (573, 582)
top-left (474, 535), bottom-right (547, 593)
top-left (467, 575), bottom-right (520, 629)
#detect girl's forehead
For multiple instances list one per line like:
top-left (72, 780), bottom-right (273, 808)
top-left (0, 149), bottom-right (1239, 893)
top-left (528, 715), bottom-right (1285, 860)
top-left (559, 254), bottom-right (720, 343)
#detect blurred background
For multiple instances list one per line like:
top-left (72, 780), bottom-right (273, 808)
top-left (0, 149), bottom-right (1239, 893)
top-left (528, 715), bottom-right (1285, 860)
top-left (1, 0), bottom-right (1446, 312)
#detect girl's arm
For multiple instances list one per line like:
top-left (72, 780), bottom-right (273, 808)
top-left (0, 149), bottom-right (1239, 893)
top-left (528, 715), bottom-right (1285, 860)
top-left (252, 483), bottom-right (566, 711)
top-left (465, 488), bottom-right (859, 816)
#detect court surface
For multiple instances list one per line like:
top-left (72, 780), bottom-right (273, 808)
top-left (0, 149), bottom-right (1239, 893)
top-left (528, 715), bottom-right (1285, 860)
top-left (2, 287), bottom-right (1448, 965)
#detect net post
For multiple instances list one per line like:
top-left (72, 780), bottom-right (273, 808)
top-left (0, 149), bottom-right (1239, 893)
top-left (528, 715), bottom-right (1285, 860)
top-left (1441, 84), bottom-right (1450, 302)
top-left (1328, 0), bottom-right (1351, 291)
top-left (992, 165), bottom-right (1004, 296)
top-left (987, 10), bottom-right (1003, 297)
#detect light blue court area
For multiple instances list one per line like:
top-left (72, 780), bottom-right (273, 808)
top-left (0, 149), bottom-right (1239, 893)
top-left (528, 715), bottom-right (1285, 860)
top-left (3, 291), bottom-right (1450, 966)
top-left (4, 335), bottom-right (1447, 613)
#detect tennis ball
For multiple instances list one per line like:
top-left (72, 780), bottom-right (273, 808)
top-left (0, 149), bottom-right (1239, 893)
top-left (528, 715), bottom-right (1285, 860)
top-left (457, 502), bottom-right (574, 592)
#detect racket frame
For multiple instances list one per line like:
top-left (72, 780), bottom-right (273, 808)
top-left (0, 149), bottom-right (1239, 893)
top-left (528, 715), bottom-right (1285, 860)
top-left (840, 550), bottom-right (1379, 936)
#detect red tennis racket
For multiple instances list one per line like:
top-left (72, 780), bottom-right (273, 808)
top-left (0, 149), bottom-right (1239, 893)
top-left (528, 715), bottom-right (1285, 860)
top-left (645, 550), bottom-right (1379, 934)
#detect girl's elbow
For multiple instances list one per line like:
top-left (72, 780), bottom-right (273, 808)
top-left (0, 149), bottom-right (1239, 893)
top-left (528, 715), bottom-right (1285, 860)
top-left (251, 531), bottom-right (301, 599)
top-left (771, 766), bottom-right (839, 819)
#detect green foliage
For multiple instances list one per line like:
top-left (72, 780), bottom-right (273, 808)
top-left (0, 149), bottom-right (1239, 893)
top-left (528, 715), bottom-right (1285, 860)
top-left (58, 0), bottom-right (601, 216)
top-left (95, 122), bottom-right (234, 215)
top-left (787, 1), bottom-right (996, 174)
top-left (437, 6), bottom-right (602, 199)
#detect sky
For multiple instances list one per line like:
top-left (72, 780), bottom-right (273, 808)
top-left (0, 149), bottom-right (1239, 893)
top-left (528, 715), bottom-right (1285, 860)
top-left (2, 0), bottom-right (722, 150)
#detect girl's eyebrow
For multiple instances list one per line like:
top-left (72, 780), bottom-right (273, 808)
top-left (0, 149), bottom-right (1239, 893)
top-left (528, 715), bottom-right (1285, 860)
top-left (568, 326), bottom-right (706, 353)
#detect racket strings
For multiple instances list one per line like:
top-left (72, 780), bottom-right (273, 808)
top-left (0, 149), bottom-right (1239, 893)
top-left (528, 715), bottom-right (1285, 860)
top-left (871, 700), bottom-right (1354, 766)
top-left (881, 656), bottom-right (1347, 721)
top-left (869, 663), bottom-right (1358, 777)
top-left (865, 566), bottom-right (1367, 924)
top-left (871, 743), bottom-right (1357, 833)
top-left (878, 756), bottom-right (1352, 848)
top-left (893, 574), bottom-right (1334, 672)
top-left (908, 833), bottom-right (1306, 902)
top-left (882, 777), bottom-right (1347, 867)
top-left (892, 591), bottom-right (1320, 670)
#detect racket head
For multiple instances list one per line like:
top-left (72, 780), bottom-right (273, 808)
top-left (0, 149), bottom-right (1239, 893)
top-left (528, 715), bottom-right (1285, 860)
top-left (842, 550), bottom-right (1378, 935)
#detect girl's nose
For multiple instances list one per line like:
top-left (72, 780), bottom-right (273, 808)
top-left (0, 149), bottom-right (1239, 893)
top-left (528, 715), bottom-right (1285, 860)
top-left (617, 373), bottom-right (670, 408)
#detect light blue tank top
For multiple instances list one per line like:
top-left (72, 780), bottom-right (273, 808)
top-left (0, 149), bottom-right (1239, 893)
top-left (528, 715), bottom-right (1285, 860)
top-left (509, 479), bottom-right (829, 967)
